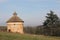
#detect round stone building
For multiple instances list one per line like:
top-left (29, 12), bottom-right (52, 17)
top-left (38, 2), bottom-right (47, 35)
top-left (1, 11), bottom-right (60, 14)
top-left (6, 12), bottom-right (24, 34)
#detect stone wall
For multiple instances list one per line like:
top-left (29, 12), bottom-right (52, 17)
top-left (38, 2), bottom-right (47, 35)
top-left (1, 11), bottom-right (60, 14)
top-left (7, 22), bottom-right (24, 34)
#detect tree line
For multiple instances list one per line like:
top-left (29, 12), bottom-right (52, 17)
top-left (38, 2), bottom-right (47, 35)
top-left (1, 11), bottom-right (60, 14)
top-left (24, 11), bottom-right (60, 36)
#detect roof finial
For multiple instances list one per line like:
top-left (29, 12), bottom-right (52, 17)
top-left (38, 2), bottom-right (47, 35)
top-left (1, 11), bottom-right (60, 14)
top-left (13, 12), bottom-right (17, 16)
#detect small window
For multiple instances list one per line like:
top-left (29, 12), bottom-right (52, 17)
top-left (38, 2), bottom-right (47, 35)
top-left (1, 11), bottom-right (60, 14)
top-left (14, 24), bottom-right (15, 25)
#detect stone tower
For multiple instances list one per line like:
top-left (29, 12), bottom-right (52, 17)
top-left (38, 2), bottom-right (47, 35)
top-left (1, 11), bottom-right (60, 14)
top-left (6, 12), bottom-right (24, 34)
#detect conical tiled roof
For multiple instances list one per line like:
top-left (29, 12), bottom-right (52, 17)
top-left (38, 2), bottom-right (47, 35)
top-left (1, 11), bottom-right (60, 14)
top-left (7, 12), bottom-right (24, 23)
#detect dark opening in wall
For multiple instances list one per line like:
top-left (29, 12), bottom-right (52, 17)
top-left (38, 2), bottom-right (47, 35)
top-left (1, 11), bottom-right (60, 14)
top-left (8, 29), bottom-right (11, 32)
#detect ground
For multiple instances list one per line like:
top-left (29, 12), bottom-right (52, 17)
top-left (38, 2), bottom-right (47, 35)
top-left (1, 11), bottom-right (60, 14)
top-left (0, 32), bottom-right (60, 40)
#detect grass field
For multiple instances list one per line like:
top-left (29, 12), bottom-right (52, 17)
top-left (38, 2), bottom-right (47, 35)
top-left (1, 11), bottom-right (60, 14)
top-left (0, 32), bottom-right (60, 40)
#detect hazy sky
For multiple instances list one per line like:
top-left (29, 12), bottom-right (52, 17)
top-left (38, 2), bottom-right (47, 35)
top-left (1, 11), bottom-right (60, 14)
top-left (0, 0), bottom-right (60, 26)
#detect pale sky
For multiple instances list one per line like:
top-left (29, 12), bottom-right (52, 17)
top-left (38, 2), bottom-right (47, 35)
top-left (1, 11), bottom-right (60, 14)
top-left (0, 0), bottom-right (60, 26)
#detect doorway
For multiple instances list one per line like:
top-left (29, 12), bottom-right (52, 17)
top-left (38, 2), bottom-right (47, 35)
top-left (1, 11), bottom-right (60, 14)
top-left (8, 29), bottom-right (11, 32)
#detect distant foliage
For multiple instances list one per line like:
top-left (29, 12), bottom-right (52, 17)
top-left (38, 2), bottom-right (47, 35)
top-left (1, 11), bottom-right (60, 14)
top-left (24, 26), bottom-right (36, 34)
top-left (36, 11), bottom-right (60, 36)
top-left (24, 11), bottom-right (60, 36)
top-left (0, 26), bottom-right (7, 32)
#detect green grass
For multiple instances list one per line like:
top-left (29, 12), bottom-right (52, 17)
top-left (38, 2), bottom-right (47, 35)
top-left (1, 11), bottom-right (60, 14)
top-left (0, 32), bottom-right (60, 40)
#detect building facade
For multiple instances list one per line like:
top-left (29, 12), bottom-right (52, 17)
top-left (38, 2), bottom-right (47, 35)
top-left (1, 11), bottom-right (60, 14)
top-left (6, 12), bottom-right (24, 34)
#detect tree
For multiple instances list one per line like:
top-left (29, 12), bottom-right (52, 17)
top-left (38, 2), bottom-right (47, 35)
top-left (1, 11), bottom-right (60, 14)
top-left (43, 11), bottom-right (60, 36)
top-left (43, 11), bottom-right (59, 26)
